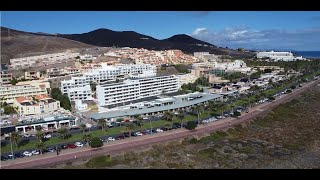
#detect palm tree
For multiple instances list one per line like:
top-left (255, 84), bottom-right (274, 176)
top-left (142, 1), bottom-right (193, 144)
top-left (10, 132), bottom-right (20, 149)
top-left (177, 111), bottom-right (185, 128)
top-left (219, 103), bottom-right (227, 117)
top-left (82, 133), bottom-right (92, 146)
top-left (35, 130), bottom-right (44, 143)
top-left (125, 122), bottom-right (135, 137)
top-left (164, 111), bottom-right (174, 128)
top-left (79, 123), bottom-right (87, 134)
top-left (36, 142), bottom-right (46, 155)
top-left (134, 115), bottom-right (143, 130)
top-left (57, 127), bottom-right (69, 140)
top-left (97, 119), bottom-right (107, 131)
top-left (194, 104), bottom-right (204, 124)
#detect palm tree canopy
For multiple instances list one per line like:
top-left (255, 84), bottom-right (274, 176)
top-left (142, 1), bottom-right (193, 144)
top-left (97, 119), bottom-right (107, 128)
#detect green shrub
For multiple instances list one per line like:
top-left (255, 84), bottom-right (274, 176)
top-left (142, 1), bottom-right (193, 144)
top-left (89, 137), bottom-right (103, 148)
top-left (86, 155), bottom-right (117, 168)
top-left (185, 121), bottom-right (197, 130)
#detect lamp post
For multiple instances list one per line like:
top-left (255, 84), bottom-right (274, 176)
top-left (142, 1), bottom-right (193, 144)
top-left (149, 119), bottom-right (153, 135)
top-left (10, 133), bottom-right (14, 160)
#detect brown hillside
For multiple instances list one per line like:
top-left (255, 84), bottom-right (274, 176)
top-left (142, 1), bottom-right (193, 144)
top-left (1, 27), bottom-right (93, 64)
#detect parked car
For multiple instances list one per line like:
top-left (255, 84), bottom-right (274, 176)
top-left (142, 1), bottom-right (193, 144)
top-left (23, 151), bottom-right (33, 157)
top-left (32, 150), bottom-right (40, 155)
top-left (15, 153), bottom-right (24, 158)
top-left (47, 147), bottom-right (56, 152)
top-left (74, 142), bottom-right (83, 147)
top-left (131, 132), bottom-right (137, 136)
top-left (8, 154), bottom-right (14, 159)
top-left (1, 156), bottom-right (8, 161)
top-left (60, 145), bottom-right (68, 149)
top-left (156, 128), bottom-right (163, 133)
top-left (23, 134), bottom-right (30, 138)
top-left (140, 131), bottom-right (147, 135)
top-left (123, 132), bottom-right (130, 138)
top-left (116, 135), bottom-right (125, 140)
top-left (67, 144), bottom-right (77, 149)
top-left (135, 132), bottom-right (143, 136)
top-left (108, 137), bottom-right (115, 141)
top-left (44, 134), bottom-right (52, 139)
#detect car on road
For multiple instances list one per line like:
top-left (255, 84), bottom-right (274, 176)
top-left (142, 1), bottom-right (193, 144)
top-left (1, 156), bottom-right (8, 161)
top-left (23, 151), bottom-right (33, 157)
top-left (75, 142), bottom-right (83, 147)
top-left (32, 150), bottom-right (40, 155)
top-left (156, 128), bottom-right (163, 133)
top-left (67, 144), bottom-right (77, 149)
top-left (108, 137), bottom-right (115, 141)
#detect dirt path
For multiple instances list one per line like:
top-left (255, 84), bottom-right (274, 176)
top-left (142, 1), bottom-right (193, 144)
top-left (1, 79), bottom-right (319, 169)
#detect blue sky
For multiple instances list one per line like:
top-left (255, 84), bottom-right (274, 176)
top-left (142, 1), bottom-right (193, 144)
top-left (2, 11), bottom-right (320, 51)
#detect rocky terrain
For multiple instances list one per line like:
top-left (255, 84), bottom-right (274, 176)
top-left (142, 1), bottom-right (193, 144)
top-left (56, 84), bottom-right (320, 169)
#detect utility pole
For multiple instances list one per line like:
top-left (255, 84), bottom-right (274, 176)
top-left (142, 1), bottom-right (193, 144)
top-left (149, 119), bottom-right (153, 135)
top-left (10, 133), bottom-right (14, 160)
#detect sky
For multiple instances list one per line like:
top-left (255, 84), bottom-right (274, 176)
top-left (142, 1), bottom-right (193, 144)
top-left (2, 11), bottom-right (320, 51)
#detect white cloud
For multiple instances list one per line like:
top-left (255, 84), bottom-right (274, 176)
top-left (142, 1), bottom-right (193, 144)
top-left (191, 26), bottom-right (320, 51)
top-left (192, 28), bottom-right (208, 36)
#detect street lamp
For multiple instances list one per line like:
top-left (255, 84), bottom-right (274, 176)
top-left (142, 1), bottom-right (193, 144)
top-left (149, 119), bottom-right (153, 135)
top-left (9, 133), bottom-right (14, 160)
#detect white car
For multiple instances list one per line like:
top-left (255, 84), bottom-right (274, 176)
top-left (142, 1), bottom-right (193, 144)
top-left (44, 134), bottom-right (52, 139)
top-left (23, 134), bottom-right (30, 138)
top-left (74, 142), bottom-right (83, 147)
top-left (156, 128), bottom-right (163, 133)
top-left (32, 150), bottom-right (40, 155)
top-left (23, 151), bottom-right (32, 157)
top-left (108, 137), bottom-right (115, 141)
top-left (135, 132), bottom-right (143, 136)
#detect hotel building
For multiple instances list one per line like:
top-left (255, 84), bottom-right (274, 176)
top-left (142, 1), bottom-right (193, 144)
top-left (96, 75), bottom-right (179, 106)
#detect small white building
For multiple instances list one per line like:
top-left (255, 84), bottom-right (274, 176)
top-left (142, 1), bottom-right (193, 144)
top-left (75, 100), bottom-right (88, 111)
top-left (67, 85), bottom-right (93, 101)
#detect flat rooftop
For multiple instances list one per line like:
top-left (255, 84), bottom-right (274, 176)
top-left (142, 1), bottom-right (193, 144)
top-left (91, 92), bottom-right (222, 120)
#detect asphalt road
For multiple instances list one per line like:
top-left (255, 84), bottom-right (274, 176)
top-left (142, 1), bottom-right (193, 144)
top-left (1, 78), bottom-right (319, 169)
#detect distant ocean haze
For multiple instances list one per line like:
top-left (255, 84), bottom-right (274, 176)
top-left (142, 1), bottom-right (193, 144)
top-left (293, 51), bottom-right (320, 59)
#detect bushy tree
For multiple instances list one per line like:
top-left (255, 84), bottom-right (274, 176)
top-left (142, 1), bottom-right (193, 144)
top-left (185, 121), bottom-right (197, 130)
top-left (51, 88), bottom-right (71, 110)
top-left (89, 137), bottom-right (103, 148)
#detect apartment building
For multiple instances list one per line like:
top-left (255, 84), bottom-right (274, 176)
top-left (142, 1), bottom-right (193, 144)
top-left (25, 71), bottom-right (43, 80)
top-left (60, 64), bottom-right (156, 97)
top-left (0, 84), bottom-right (48, 103)
top-left (256, 51), bottom-right (306, 61)
top-left (0, 70), bottom-right (12, 85)
top-left (176, 73), bottom-right (198, 87)
top-left (10, 51), bottom-right (80, 69)
top-left (96, 75), bottom-right (179, 106)
top-left (13, 94), bottom-right (60, 116)
top-left (67, 85), bottom-right (93, 101)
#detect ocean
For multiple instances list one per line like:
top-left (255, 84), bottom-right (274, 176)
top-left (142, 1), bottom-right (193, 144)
top-left (293, 51), bottom-right (320, 59)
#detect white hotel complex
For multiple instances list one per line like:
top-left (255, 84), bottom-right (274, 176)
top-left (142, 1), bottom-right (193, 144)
top-left (96, 75), bottom-right (179, 106)
top-left (0, 84), bottom-right (48, 103)
top-left (256, 51), bottom-right (306, 61)
top-left (60, 63), bottom-right (157, 101)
